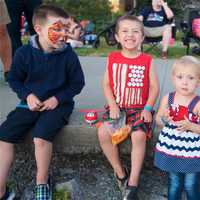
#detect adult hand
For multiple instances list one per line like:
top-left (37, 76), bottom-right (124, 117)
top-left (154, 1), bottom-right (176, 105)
top-left (161, 0), bottom-right (168, 7)
top-left (39, 96), bottom-right (59, 111)
top-left (26, 93), bottom-right (43, 111)
top-left (141, 110), bottom-right (152, 123)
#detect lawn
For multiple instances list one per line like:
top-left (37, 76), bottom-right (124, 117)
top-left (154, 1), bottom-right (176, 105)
top-left (74, 39), bottom-right (187, 58)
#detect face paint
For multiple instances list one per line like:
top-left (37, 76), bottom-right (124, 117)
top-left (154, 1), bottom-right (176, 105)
top-left (48, 20), bottom-right (68, 44)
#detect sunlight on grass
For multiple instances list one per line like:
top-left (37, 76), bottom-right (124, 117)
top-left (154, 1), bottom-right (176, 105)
top-left (75, 38), bottom-right (190, 58)
top-left (53, 189), bottom-right (71, 200)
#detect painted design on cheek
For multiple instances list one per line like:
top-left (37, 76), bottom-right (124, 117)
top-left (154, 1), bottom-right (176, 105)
top-left (48, 20), bottom-right (68, 44)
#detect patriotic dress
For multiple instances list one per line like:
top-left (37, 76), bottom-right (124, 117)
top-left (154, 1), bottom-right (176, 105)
top-left (154, 92), bottom-right (200, 173)
top-left (106, 51), bottom-right (152, 134)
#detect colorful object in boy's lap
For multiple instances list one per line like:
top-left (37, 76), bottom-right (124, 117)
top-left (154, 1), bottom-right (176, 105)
top-left (111, 125), bottom-right (131, 145)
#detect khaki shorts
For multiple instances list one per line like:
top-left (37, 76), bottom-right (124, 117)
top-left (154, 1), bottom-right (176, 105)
top-left (144, 24), bottom-right (170, 37)
top-left (0, 0), bottom-right (10, 25)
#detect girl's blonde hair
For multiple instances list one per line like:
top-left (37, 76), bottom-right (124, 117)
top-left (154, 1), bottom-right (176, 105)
top-left (172, 56), bottom-right (200, 77)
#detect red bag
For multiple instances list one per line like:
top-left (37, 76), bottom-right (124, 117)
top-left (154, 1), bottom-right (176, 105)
top-left (192, 18), bottom-right (200, 38)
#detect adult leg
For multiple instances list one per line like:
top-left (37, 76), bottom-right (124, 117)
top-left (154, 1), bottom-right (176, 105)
top-left (184, 173), bottom-right (200, 200)
top-left (0, 141), bottom-right (14, 198)
top-left (162, 24), bottom-right (172, 52)
top-left (0, 25), bottom-right (12, 73)
top-left (168, 172), bottom-right (183, 200)
top-left (98, 124), bottom-right (125, 179)
top-left (24, 0), bottom-right (42, 36)
top-left (5, 0), bottom-right (23, 55)
top-left (128, 130), bottom-right (146, 186)
top-left (34, 138), bottom-right (52, 184)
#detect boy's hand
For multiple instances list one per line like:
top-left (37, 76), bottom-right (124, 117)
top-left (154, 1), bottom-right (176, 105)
top-left (174, 116), bottom-right (193, 132)
top-left (39, 96), bottom-right (59, 111)
top-left (141, 110), bottom-right (152, 123)
top-left (27, 93), bottom-right (43, 111)
top-left (109, 105), bottom-right (120, 119)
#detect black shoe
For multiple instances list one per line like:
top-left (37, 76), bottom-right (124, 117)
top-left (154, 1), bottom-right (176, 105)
top-left (123, 186), bottom-right (139, 200)
top-left (4, 71), bottom-right (9, 82)
top-left (114, 167), bottom-right (129, 193)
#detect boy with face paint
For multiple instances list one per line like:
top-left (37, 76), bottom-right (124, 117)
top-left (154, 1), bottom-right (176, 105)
top-left (0, 4), bottom-right (85, 200)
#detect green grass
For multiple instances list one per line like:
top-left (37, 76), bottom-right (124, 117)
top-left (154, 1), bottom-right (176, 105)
top-left (74, 39), bottom-right (188, 58)
top-left (53, 189), bottom-right (71, 200)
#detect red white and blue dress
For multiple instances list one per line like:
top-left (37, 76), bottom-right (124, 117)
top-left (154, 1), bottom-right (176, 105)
top-left (154, 92), bottom-right (200, 173)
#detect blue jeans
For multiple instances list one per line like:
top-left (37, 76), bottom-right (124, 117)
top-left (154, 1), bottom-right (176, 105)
top-left (168, 172), bottom-right (200, 200)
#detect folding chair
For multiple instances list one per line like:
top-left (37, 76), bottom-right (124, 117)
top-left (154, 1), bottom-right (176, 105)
top-left (141, 36), bottom-right (162, 53)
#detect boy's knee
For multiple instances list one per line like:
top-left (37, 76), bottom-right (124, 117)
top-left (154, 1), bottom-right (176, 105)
top-left (131, 131), bottom-right (146, 144)
top-left (97, 125), bottom-right (110, 143)
top-left (0, 140), bottom-right (13, 149)
top-left (34, 138), bottom-right (50, 148)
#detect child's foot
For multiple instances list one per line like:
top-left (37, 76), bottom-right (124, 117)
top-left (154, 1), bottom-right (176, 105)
top-left (0, 186), bottom-right (15, 200)
top-left (35, 177), bottom-right (53, 200)
top-left (114, 167), bottom-right (129, 193)
top-left (123, 186), bottom-right (139, 200)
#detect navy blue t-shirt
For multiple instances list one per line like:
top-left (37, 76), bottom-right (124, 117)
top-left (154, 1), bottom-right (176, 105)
top-left (139, 6), bottom-right (169, 27)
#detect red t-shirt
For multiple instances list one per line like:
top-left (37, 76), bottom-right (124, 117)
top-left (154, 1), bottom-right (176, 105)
top-left (107, 52), bottom-right (152, 108)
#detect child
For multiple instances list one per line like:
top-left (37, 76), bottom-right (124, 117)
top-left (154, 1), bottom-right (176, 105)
top-left (66, 16), bottom-right (83, 48)
top-left (98, 15), bottom-right (159, 200)
top-left (154, 56), bottom-right (200, 200)
top-left (0, 4), bottom-right (85, 200)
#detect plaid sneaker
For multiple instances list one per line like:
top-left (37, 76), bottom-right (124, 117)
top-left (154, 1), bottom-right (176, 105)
top-left (114, 167), bottom-right (129, 193)
top-left (0, 186), bottom-right (15, 200)
top-left (123, 186), bottom-right (139, 200)
top-left (35, 178), bottom-right (52, 200)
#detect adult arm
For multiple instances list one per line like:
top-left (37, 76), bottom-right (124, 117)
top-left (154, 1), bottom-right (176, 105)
top-left (161, 0), bottom-right (174, 19)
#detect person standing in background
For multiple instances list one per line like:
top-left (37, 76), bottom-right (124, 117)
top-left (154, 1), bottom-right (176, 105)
top-left (0, 0), bottom-right (12, 81)
top-left (5, 0), bottom-right (42, 55)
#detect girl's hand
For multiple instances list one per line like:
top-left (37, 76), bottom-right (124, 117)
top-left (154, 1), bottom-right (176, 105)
top-left (161, 107), bottom-right (174, 124)
top-left (174, 116), bottom-right (193, 132)
top-left (141, 110), bottom-right (152, 123)
top-left (39, 96), bottom-right (59, 111)
top-left (109, 105), bottom-right (120, 119)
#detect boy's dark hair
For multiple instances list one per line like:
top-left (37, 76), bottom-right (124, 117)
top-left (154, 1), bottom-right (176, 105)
top-left (32, 4), bottom-right (69, 26)
top-left (115, 15), bottom-right (144, 35)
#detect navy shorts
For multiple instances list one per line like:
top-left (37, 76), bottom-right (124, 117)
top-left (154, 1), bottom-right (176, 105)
top-left (0, 104), bottom-right (73, 143)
